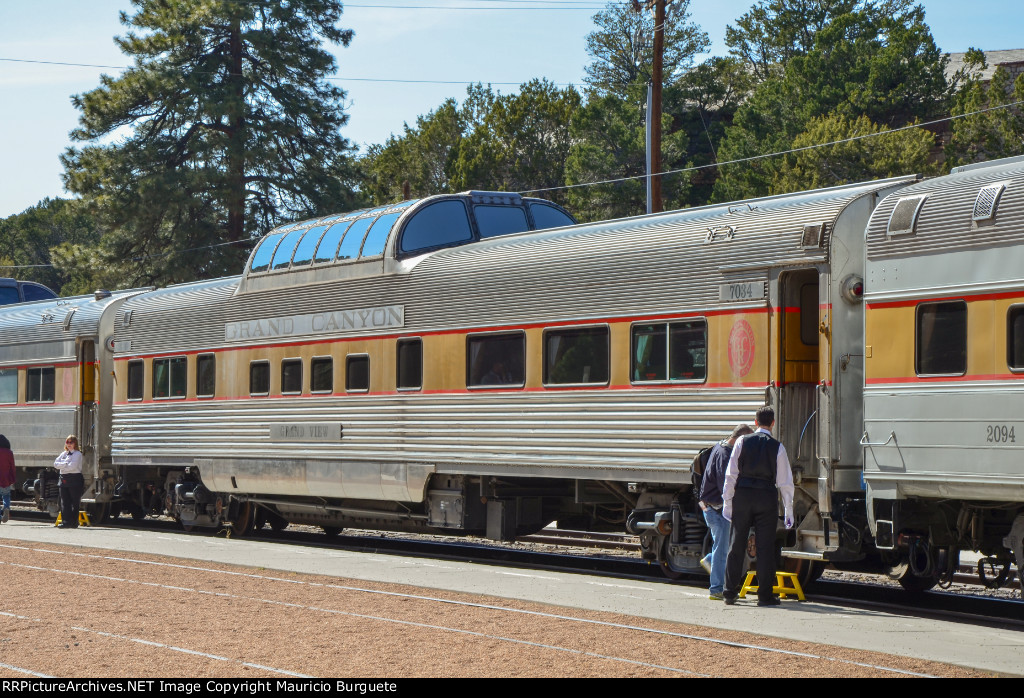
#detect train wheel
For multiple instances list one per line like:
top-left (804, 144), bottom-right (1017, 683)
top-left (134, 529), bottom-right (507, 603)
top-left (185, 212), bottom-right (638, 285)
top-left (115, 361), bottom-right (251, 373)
top-left (782, 558), bottom-right (825, 590)
top-left (228, 501), bottom-right (255, 537)
top-left (658, 538), bottom-right (686, 580)
top-left (322, 526), bottom-right (342, 537)
top-left (885, 558), bottom-right (938, 593)
top-left (898, 572), bottom-right (938, 593)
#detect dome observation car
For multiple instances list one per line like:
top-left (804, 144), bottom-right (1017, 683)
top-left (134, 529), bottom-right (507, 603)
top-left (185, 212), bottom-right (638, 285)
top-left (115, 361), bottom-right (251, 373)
top-left (244, 192), bottom-right (577, 278)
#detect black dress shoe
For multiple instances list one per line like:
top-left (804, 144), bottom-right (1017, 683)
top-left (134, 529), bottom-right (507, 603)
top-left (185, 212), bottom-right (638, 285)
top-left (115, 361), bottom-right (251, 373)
top-left (757, 597), bottom-right (781, 607)
top-left (723, 596), bottom-right (737, 605)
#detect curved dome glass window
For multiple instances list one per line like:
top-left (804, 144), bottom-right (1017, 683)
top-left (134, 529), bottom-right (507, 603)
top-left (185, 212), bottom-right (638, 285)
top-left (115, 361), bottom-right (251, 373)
top-left (290, 225), bottom-right (328, 266)
top-left (271, 227), bottom-right (308, 270)
top-left (475, 204), bottom-right (529, 238)
top-left (529, 202), bottom-right (575, 230)
top-left (314, 219), bottom-right (356, 263)
top-left (399, 200), bottom-right (473, 255)
top-left (249, 231), bottom-right (287, 273)
top-left (360, 211), bottom-right (404, 257)
top-left (337, 215), bottom-right (378, 260)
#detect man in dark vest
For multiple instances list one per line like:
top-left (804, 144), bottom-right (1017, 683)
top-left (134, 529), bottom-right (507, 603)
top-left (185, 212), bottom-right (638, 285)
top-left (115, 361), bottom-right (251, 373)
top-left (721, 405), bottom-right (795, 606)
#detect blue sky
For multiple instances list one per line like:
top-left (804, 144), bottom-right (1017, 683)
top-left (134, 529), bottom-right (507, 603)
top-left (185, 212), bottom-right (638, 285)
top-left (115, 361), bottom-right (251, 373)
top-left (0, 0), bottom-right (1017, 217)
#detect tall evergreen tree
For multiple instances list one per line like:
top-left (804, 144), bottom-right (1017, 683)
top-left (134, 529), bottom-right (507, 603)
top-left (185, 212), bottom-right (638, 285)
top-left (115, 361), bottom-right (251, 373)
top-left (583, 0), bottom-right (709, 102)
top-left (61, 0), bottom-right (359, 287)
top-left (713, 1), bottom-right (949, 201)
top-left (946, 50), bottom-right (1024, 168)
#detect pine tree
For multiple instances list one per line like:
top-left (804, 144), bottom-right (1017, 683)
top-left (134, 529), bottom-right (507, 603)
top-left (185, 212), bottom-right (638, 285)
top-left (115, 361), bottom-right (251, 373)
top-left (61, 0), bottom-right (359, 287)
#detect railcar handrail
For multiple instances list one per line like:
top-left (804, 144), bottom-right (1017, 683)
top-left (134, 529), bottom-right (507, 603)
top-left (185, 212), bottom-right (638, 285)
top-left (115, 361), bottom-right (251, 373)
top-left (859, 431), bottom-right (897, 447)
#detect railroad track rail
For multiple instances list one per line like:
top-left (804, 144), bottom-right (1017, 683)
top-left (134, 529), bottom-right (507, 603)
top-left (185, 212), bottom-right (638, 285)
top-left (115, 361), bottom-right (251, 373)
top-left (9, 503), bottom-right (1023, 625)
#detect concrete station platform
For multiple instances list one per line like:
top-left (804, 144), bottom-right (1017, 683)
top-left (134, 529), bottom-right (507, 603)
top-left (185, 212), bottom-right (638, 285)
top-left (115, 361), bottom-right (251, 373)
top-left (2, 519), bottom-right (1022, 676)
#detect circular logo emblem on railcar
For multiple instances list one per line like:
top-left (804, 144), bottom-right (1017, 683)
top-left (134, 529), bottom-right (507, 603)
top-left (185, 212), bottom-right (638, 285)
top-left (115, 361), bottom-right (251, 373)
top-left (728, 319), bottom-right (755, 378)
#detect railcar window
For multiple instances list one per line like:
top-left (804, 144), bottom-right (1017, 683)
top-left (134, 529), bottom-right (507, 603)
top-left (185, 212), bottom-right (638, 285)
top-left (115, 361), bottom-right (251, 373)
top-left (360, 211), bottom-right (404, 258)
top-left (22, 284), bottom-right (56, 302)
top-left (399, 200), bottom-right (473, 255)
top-left (271, 228), bottom-right (308, 270)
top-left (1008, 306), bottom-right (1024, 371)
top-left (153, 357), bottom-right (187, 399)
top-left (26, 366), bottom-right (55, 403)
top-left (632, 320), bottom-right (707, 383)
top-left (250, 361), bottom-right (270, 396)
top-left (314, 220), bottom-right (355, 263)
top-left (670, 321), bottom-right (707, 380)
top-left (467, 332), bottom-right (526, 388)
top-left (249, 232), bottom-right (287, 273)
top-left (475, 205), bottom-right (529, 238)
top-left (916, 302), bottom-right (967, 376)
top-left (336, 216), bottom-right (377, 261)
top-left (632, 324), bottom-right (667, 381)
top-left (290, 225), bottom-right (328, 266)
top-left (127, 360), bottom-right (144, 401)
top-left (196, 354), bottom-right (215, 399)
top-left (397, 339), bottom-right (423, 390)
top-left (311, 357), bottom-right (333, 393)
top-left (281, 359), bottom-right (302, 395)
top-left (346, 355), bottom-right (369, 392)
top-left (529, 202), bottom-right (575, 230)
top-left (0, 368), bottom-right (16, 404)
top-left (544, 327), bottom-right (609, 385)
top-left (800, 284), bottom-right (819, 346)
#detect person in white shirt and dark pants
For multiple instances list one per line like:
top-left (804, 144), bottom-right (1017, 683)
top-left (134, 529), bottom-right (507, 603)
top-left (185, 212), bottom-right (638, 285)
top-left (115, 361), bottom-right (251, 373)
top-left (53, 435), bottom-right (84, 528)
top-left (721, 406), bottom-right (795, 606)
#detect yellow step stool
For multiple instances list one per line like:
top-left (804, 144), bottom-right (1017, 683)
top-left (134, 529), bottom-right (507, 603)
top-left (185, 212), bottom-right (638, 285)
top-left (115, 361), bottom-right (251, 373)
top-left (738, 570), bottom-right (805, 601)
top-left (54, 511), bottom-right (91, 527)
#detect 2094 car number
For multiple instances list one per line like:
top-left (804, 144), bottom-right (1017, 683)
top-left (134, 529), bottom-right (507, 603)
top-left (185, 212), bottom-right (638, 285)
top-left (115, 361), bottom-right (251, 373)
top-left (986, 425), bottom-right (1016, 443)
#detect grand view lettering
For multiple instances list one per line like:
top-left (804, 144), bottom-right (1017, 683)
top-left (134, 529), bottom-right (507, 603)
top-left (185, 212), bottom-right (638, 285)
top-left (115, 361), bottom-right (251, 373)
top-left (224, 305), bottom-right (404, 341)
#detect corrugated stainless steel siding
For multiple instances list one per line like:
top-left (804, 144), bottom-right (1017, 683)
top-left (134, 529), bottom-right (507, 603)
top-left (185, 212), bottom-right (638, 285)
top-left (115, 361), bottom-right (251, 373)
top-left (0, 290), bottom-right (141, 362)
top-left (111, 389), bottom-right (764, 483)
top-left (867, 160), bottom-right (1024, 259)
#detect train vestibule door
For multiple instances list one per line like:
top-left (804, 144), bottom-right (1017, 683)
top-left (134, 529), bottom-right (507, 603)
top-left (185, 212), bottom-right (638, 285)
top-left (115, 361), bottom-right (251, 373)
top-left (775, 269), bottom-right (823, 480)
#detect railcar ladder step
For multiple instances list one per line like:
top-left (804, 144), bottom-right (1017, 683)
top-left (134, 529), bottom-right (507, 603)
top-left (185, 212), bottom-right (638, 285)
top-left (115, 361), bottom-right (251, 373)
top-left (54, 512), bottom-right (91, 527)
top-left (737, 571), bottom-right (805, 601)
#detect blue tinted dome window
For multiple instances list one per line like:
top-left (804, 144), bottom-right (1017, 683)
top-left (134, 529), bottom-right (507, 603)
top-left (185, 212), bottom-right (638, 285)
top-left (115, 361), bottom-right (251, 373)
top-left (337, 216), bottom-right (377, 260)
top-left (399, 200), bottom-right (473, 254)
top-left (475, 205), bottom-right (529, 238)
top-left (314, 220), bottom-right (355, 263)
top-left (359, 211), bottom-right (404, 257)
top-left (290, 225), bottom-right (328, 266)
top-left (22, 283), bottom-right (56, 302)
top-left (249, 232), bottom-right (287, 272)
top-left (271, 228), bottom-right (308, 270)
top-left (530, 202), bottom-right (575, 230)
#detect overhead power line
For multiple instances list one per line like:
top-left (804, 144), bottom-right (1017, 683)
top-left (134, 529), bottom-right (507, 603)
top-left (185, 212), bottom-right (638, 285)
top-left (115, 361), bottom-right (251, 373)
top-left (0, 57), bottom-right (574, 87)
top-left (521, 100), bottom-right (1024, 195)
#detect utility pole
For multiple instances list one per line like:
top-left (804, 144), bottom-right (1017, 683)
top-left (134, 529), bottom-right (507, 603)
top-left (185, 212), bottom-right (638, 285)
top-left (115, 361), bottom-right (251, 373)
top-left (642, 0), bottom-right (665, 214)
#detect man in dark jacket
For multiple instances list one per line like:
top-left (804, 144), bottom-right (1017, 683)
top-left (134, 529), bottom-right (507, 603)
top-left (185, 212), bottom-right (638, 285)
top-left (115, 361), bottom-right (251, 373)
top-left (698, 424), bottom-right (753, 599)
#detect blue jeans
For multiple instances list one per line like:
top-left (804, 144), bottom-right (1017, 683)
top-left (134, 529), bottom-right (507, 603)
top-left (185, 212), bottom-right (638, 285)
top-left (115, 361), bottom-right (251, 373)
top-left (0, 486), bottom-right (10, 510)
top-left (702, 507), bottom-right (731, 595)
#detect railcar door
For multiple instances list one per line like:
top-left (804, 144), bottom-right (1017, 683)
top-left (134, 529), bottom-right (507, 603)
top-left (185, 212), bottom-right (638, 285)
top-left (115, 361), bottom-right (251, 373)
top-left (775, 268), bottom-right (822, 478)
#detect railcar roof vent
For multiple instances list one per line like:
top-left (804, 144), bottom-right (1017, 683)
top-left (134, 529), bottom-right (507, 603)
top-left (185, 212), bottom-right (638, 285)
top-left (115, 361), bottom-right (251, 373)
top-left (886, 195), bottom-right (927, 237)
top-left (972, 183), bottom-right (1006, 222)
top-left (801, 222), bottom-right (827, 248)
